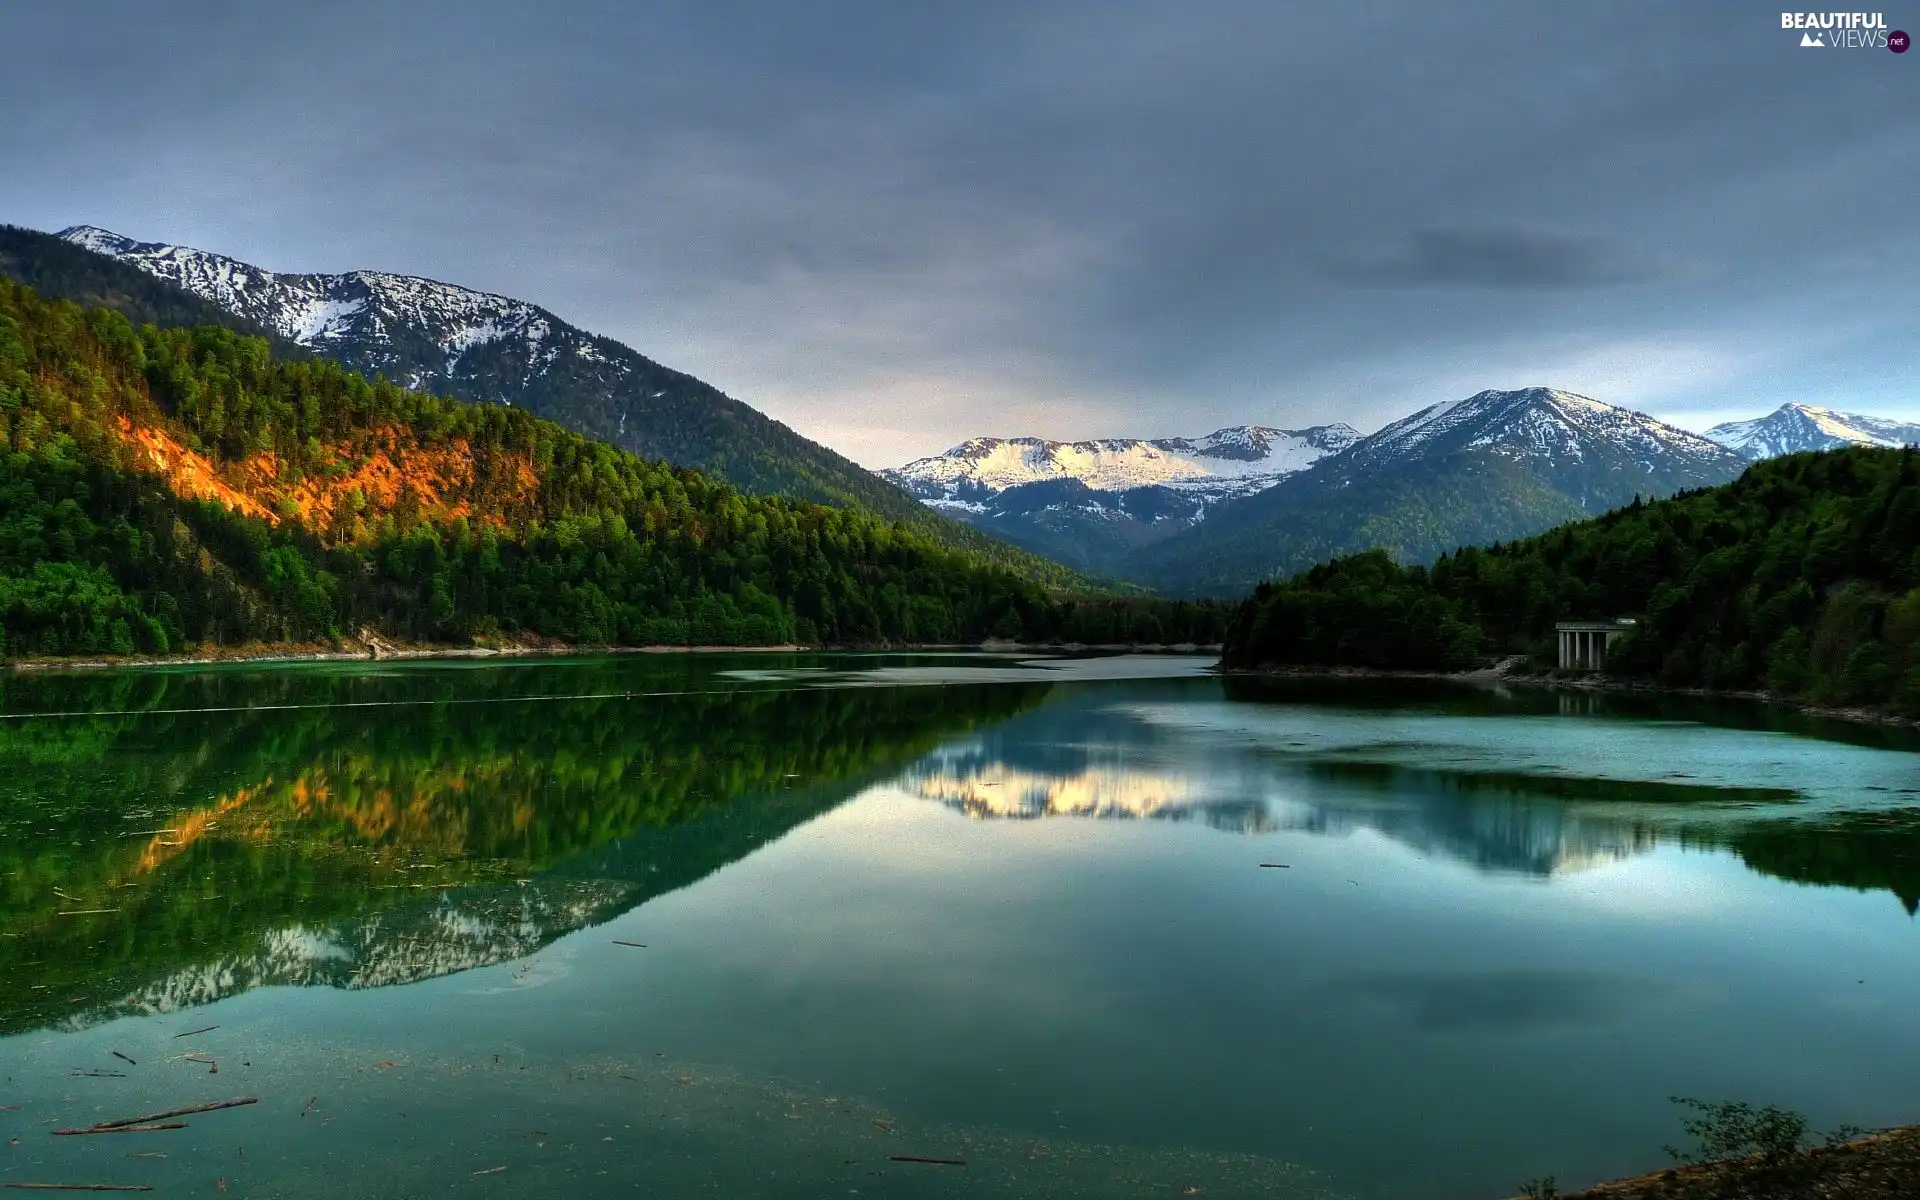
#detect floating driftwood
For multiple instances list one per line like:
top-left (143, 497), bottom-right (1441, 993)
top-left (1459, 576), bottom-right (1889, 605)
top-left (611, 940), bottom-right (647, 948)
top-left (1258, 863), bottom-right (1290, 869)
top-left (171, 1026), bottom-right (218, 1040)
top-left (68, 1071), bottom-right (125, 1079)
top-left (51, 1125), bottom-right (188, 1137)
top-left (75, 1097), bottom-right (258, 1133)
top-left (111, 1052), bottom-right (136, 1066)
top-left (889, 1156), bottom-right (967, 1167)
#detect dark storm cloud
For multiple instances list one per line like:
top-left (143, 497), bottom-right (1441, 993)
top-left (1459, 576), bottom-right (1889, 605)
top-left (1320, 229), bottom-right (1664, 288)
top-left (2, 0), bottom-right (1916, 464)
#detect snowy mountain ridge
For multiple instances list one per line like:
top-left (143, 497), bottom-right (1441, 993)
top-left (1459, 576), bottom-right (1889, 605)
top-left (60, 225), bottom-right (572, 390)
top-left (1119, 387), bottom-right (1755, 595)
top-left (883, 424), bottom-right (1360, 513)
top-left (1705, 403), bottom-right (1920, 459)
top-left (1328, 387), bottom-right (1739, 479)
top-left (885, 389), bottom-right (1750, 579)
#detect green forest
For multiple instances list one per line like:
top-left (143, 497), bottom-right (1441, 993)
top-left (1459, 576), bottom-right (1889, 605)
top-left (0, 224), bottom-right (1092, 585)
top-left (0, 280), bottom-right (1223, 657)
top-left (1220, 447), bottom-right (1920, 714)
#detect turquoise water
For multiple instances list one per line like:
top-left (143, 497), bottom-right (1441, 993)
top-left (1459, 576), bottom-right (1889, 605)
top-left (2, 655), bottom-right (1918, 1197)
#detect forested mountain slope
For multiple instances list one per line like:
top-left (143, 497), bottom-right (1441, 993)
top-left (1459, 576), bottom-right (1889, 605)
top-left (1221, 447), bottom-right (1920, 714)
top-left (0, 224), bottom-right (1087, 586)
top-left (0, 282), bottom-right (1217, 657)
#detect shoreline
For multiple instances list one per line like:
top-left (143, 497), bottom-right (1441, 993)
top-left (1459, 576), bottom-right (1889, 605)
top-left (2, 638), bottom-right (1224, 673)
top-left (1219, 659), bottom-right (1920, 733)
top-left (1511, 1122), bottom-right (1920, 1198)
top-left (9, 643), bottom-right (1909, 734)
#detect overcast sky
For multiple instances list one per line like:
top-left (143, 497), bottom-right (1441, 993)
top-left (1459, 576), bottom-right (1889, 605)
top-left (4, 1), bottom-right (1915, 466)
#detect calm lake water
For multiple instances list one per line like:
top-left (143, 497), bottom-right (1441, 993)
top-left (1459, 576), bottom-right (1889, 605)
top-left (3, 654), bottom-right (1919, 1198)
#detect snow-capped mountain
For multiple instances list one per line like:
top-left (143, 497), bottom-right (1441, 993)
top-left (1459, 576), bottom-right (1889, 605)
top-left (1125, 387), bottom-right (1753, 596)
top-left (1705, 403), bottom-right (1920, 459)
top-left (49, 225), bottom-right (944, 531)
top-left (62, 225), bottom-right (581, 390)
top-left (877, 424), bottom-right (1358, 572)
top-left (1325, 387), bottom-right (1741, 490)
top-left (884, 424), bottom-right (1359, 512)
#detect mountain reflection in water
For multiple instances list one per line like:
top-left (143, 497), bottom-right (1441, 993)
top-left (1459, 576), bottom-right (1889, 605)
top-left (5, 658), bottom-right (1918, 1040)
top-left (904, 738), bottom-right (1668, 872)
top-left (0, 659), bottom-right (1051, 1033)
top-left (902, 680), bottom-right (1920, 901)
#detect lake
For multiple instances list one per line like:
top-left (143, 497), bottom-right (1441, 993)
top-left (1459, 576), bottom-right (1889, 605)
top-left (2, 653), bottom-right (1918, 1198)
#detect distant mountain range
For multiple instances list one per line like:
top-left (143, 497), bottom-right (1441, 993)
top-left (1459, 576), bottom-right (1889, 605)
top-left (1133, 388), bottom-right (1751, 595)
top-left (1705, 403), bottom-right (1920, 459)
top-left (892, 390), bottom-right (1920, 596)
top-left (893, 389), bottom-right (1754, 596)
top-left (881, 425), bottom-right (1357, 571)
top-left (0, 223), bottom-right (1087, 586)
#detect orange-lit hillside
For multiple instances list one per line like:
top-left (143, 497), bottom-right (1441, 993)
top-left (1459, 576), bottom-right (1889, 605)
top-left (113, 414), bottom-right (541, 541)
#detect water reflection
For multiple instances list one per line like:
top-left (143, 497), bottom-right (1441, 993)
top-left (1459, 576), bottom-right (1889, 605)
top-left (1331, 969), bottom-right (1678, 1034)
top-left (0, 662), bottom-right (1050, 1032)
top-left (912, 744), bottom-right (1239, 824)
top-left (6, 660), bottom-right (1918, 1040)
top-left (905, 740), bottom-right (1666, 871)
top-left (1717, 810), bottom-right (1920, 915)
top-left (5, 660), bottom-right (1918, 1200)
top-left (895, 682), bottom-right (1920, 904)
top-left (98, 878), bottom-right (639, 1024)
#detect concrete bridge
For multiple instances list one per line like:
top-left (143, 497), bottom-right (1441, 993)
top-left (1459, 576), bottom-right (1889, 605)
top-left (1556, 620), bottom-right (1635, 671)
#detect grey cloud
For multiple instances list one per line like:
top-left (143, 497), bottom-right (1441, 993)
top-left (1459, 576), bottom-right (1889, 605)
top-left (1334, 970), bottom-right (1669, 1034)
top-left (2, 0), bottom-right (1918, 464)
top-left (1319, 228), bottom-right (1666, 289)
